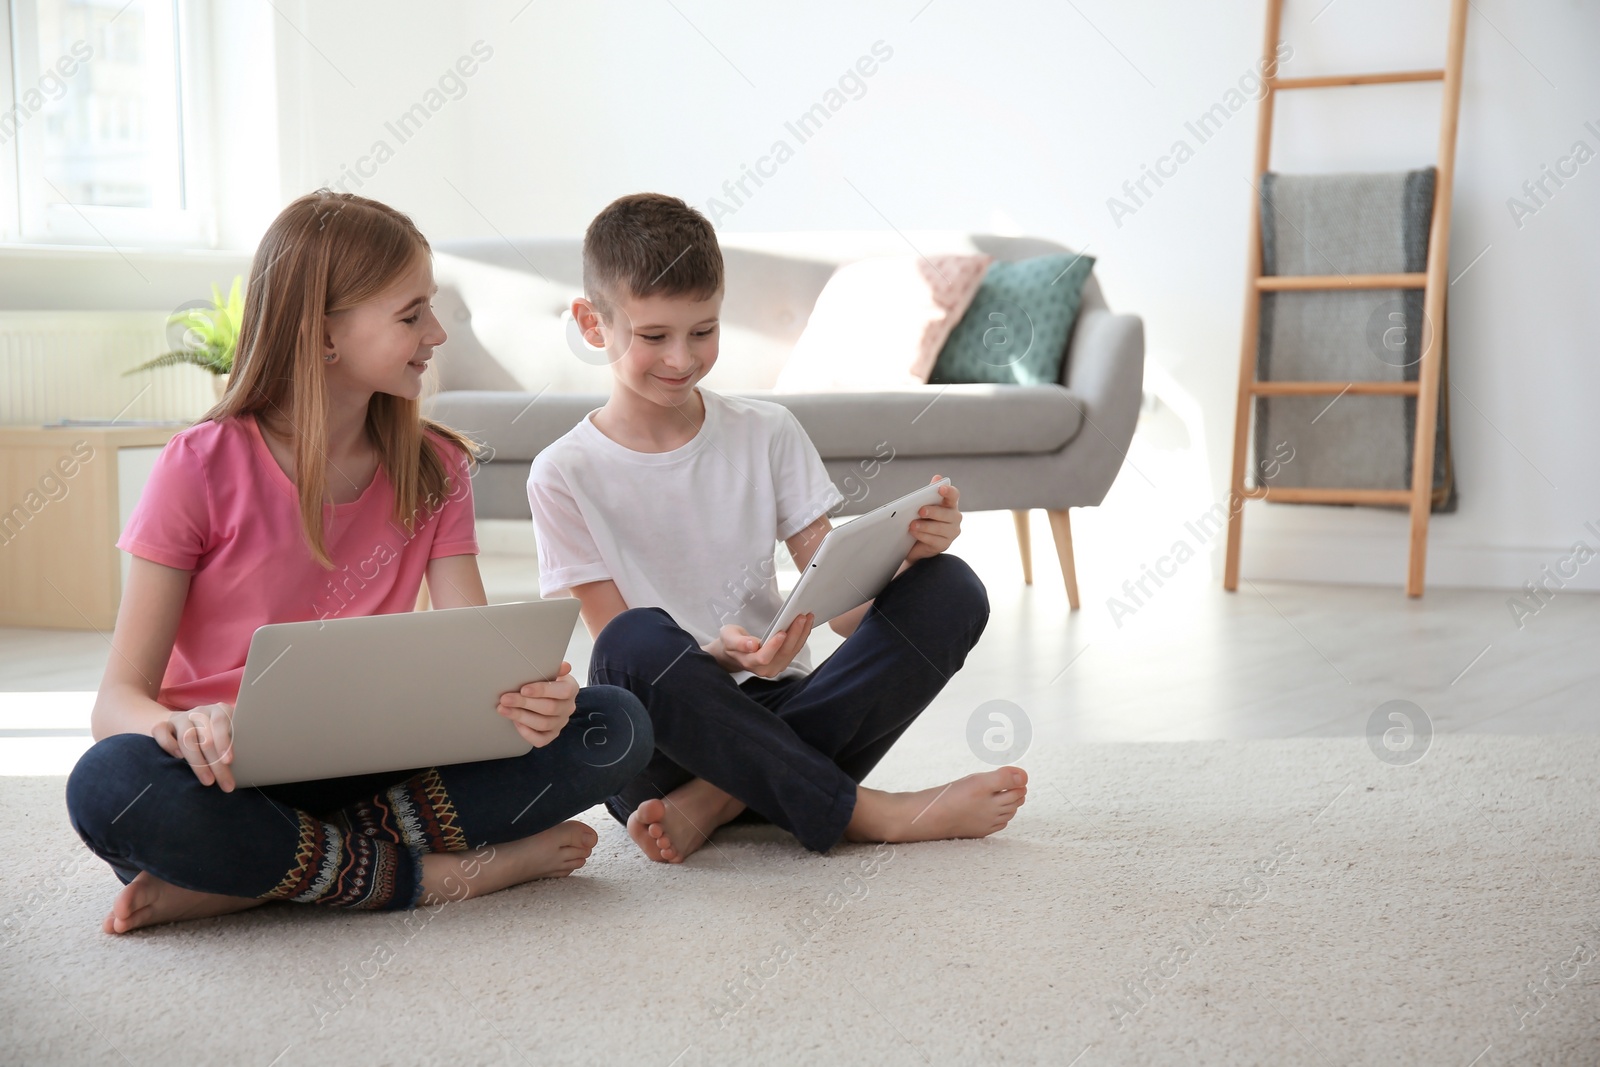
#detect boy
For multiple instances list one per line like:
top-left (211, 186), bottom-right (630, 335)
top-left (527, 193), bottom-right (1026, 862)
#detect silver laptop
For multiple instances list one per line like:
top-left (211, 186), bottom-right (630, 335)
top-left (228, 599), bottom-right (582, 787)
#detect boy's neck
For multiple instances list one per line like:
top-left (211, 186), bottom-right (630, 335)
top-left (592, 385), bottom-right (707, 454)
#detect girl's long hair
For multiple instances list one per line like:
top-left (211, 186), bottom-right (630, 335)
top-left (205, 190), bottom-right (480, 568)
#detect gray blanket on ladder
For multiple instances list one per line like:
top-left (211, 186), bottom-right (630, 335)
top-left (1254, 168), bottom-right (1454, 509)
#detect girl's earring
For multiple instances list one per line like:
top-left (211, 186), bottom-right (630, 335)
top-left (324, 352), bottom-right (337, 363)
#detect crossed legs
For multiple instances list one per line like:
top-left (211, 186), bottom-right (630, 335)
top-left (67, 686), bottom-right (652, 932)
top-left (590, 555), bottom-right (1028, 862)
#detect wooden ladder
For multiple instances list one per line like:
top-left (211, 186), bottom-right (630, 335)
top-left (1222, 0), bottom-right (1469, 598)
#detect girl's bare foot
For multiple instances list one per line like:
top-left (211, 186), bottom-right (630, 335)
top-left (845, 767), bottom-right (1028, 843)
top-left (626, 778), bottom-right (746, 863)
top-left (102, 871), bottom-right (263, 935)
top-left (420, 820), bottom-right (597, 904)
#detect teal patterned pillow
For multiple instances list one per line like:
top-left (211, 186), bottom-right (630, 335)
top-left (928, 252), bottom-right (1095, 386)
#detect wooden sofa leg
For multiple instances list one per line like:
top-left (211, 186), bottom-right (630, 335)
top-left (1047, 509), bottom-right (1081, 610)
top-left (1012, 510), bottom-right (1034, 585)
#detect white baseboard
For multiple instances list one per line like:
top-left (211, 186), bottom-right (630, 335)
top-left (1239, 528), bottom-right (1600, 593)
top-left (489, 513), bottom-right (1600, 595)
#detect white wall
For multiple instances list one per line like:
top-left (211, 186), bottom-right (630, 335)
top-left (26, 0), bottom-right (1600, 591)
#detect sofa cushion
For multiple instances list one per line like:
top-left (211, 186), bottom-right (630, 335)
top-left (425, 385), bottom-right (1084, 465)
top-left (426, 392), bottom-right (611, 466)
top-left (765, 386), bottom-right (1084, 459)
top-left (930, 252), bottom-right (1096, 386)
top-left (430, 253), bottom-right (577, 393)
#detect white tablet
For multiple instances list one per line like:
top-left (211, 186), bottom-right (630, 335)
top-left (228, 599), bottom-right (582, 787)
top-left (762, 478), bottom-right (951, 642)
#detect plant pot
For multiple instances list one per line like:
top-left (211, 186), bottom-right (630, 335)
top-left (212, 373), bottom-right (229, 402)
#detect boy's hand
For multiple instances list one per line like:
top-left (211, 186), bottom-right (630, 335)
top-left (154, 702), bottom-right (236, 791)
top-left (905, 475), bottom-right (962, 564)
top-left (705, 617), bottom-right (814, 678)
top-left (498, 661), bottom-right (579, 747)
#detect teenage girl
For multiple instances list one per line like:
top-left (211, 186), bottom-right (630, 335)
top-left (66, 191), bottom-right (651, 933)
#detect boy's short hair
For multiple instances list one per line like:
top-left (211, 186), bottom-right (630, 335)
top-left (582, 193), bottom-right (723, 316)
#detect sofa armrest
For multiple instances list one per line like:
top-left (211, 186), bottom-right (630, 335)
top-left (1059, 306), bottom-right (1146, 504)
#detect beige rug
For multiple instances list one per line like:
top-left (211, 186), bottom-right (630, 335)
top-left (3, 734), bottom-right (1598, 1066)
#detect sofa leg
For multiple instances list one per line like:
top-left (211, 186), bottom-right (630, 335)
top-left (1047, 509), bottom-right (1081, 610)
top-left (1012, 510), bottom-right (1034, 585)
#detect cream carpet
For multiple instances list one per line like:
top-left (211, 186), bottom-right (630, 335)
top-left (3, 733), bottom-right (1598, 1066)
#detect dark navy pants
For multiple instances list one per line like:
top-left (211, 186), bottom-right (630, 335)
top-left (66, 686), bottom-right (652, 910)
top-left (590, 553), bottom-right (990, 852)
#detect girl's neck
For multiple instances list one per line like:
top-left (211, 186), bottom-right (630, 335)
top-left (254, 391), bottom-right (381, 504)
top-left (257, 391), bottom-right (374, 461)
top-left (324, 390), bottom-right (373, 460)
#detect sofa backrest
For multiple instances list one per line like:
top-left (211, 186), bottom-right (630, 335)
top-left (429, 232), bottom-right (1105, 395)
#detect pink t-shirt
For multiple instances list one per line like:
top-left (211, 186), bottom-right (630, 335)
top-left (117, 414), bottom-right (479, 710)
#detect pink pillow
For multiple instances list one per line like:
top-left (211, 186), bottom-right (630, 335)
top-left (774, 253), bottom-right (993, 392)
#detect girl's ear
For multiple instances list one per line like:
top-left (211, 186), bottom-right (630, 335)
top-left (322, 327), bottom-right (338, 363)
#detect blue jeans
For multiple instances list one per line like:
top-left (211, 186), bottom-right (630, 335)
top-left (66, 686), bottom-right (652, 910)
top-left (589, 553), bottom-right (990, 852)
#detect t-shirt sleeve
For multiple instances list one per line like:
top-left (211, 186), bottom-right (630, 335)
top-left (116, 435), bottom-right (211, 570)
top-left (428, 438), bottom-right (480, 559)
top-left (527, 457), bottom-right (612, 597)
top-left (771, 407), bottom-right (845, 541)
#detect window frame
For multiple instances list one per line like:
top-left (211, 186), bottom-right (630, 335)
top-left (2, 0), bottom-right (217, 249)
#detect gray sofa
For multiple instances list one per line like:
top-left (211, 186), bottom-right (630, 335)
top-left (421, 232), bottom-right (1145, 608)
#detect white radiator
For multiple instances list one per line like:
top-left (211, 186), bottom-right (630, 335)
top-left (0, 312), bottom-right (215, 426)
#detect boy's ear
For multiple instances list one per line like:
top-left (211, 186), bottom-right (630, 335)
top-left (567, 296), bottom-right (633, 367)
top-left (571, 297), bottom-right (607, 348)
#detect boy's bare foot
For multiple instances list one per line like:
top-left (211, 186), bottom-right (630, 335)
top-left (420, 820), bottom-right (597, 904)
top-left (626, 778), bottom-right (746, 863)
top-left (102, 871), bottom-right (263, 935)
top-left (845, 767), bottom-right (1028, 843)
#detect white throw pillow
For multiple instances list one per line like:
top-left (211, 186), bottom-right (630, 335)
top-left (774, 253), bottom-right (992, 392)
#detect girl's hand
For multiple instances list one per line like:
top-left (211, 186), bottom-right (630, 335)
top-left (906, 475), bottom-right (963, 564)
top-left (705, 617), bottom-right (814, 678)
top-left (498, 661), bottom-right (579, 748)
top-left (154, 703), bottom-right (236, 791)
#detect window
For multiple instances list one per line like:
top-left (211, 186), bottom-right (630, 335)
top-left (2, 0), bottom-right (214, 246)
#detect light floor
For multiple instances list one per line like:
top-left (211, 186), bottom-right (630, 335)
top-left (2, 509), bottom-right (1594, 778)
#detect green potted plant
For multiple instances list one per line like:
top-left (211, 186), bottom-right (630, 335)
top-left (125, 277), bottom-right (245, 402)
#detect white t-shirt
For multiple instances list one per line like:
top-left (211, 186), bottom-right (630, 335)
top-left (527, 388), bottom-right (845, 682)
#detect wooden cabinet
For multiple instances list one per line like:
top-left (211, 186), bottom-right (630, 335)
top-left (0, 425), bottom-right (181, 630)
